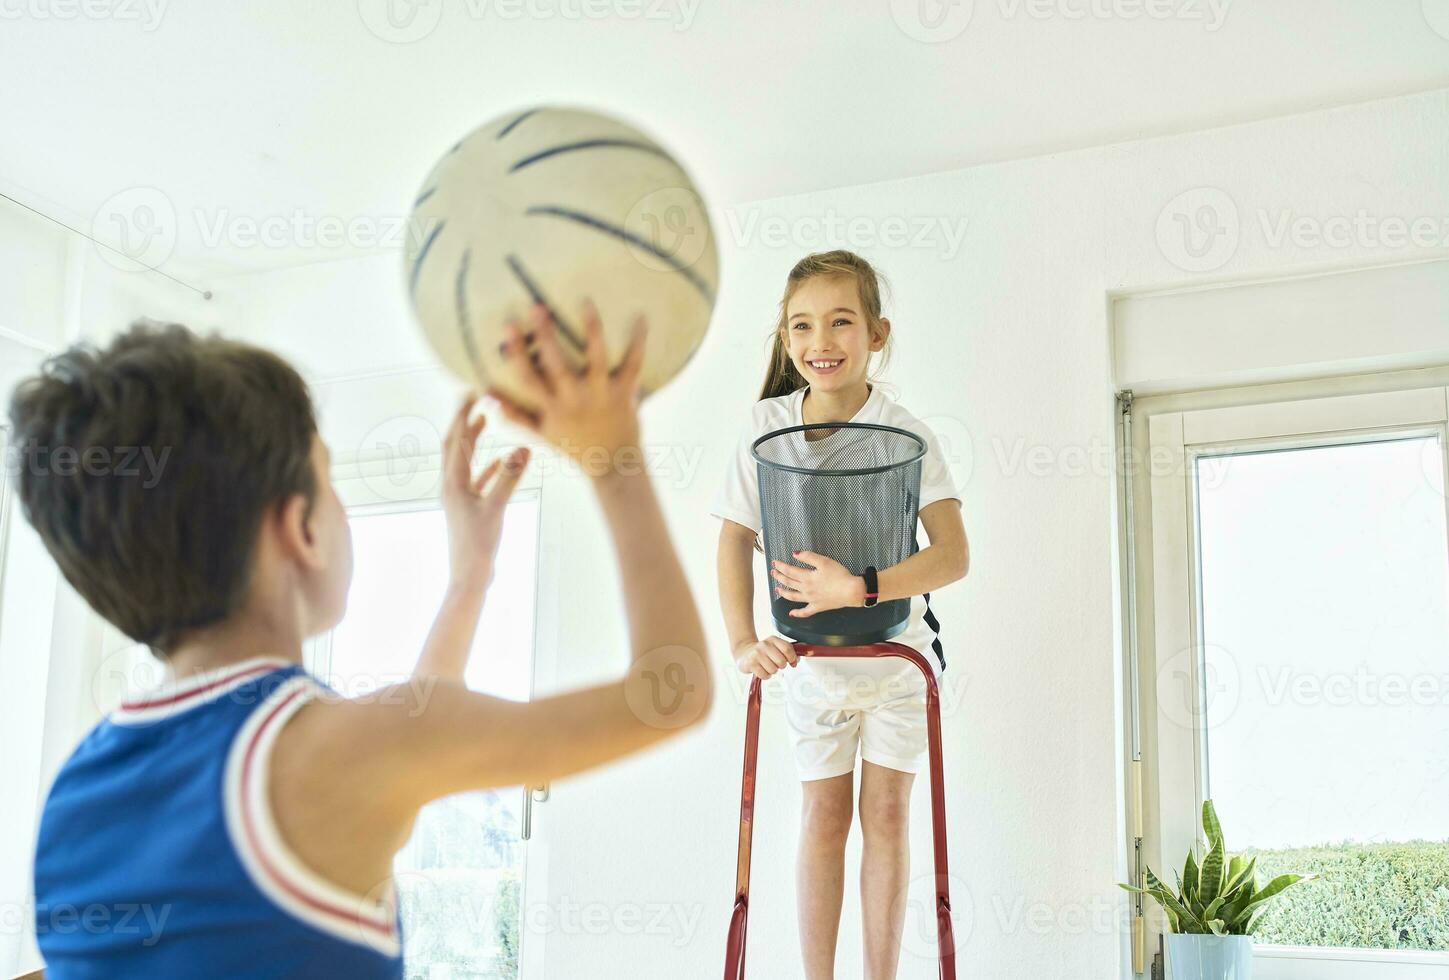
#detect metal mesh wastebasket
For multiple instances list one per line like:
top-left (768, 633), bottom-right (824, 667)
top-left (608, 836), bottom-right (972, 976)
top-left (752, 422), bottom-right (926, 645)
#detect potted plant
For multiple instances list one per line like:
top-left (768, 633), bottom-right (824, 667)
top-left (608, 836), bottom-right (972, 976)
top-left (1121, 801), bottom-right (1315, 980)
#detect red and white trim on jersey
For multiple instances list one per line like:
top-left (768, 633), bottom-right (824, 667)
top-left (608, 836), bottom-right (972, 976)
top-left (223, 675), bottom-right (401, 956)
top-left (110, 657), bottom-right (295, 726)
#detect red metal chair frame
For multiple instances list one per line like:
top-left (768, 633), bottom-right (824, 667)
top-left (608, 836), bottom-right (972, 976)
top-left (723, 642), bottom-right (956, 980)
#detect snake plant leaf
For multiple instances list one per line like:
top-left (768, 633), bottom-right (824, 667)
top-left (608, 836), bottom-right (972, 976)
top-left (1155, 890), bottom-right (1206, 934)
top-left (1226, 854), bottom-right (1247, 888)
top-left (1117, 802), bottom-right (1314, 937)
top-left (1219, 872), bottom-right (1259, 926)
top-left (1223, 855), bottom-right (1256, 898)
top-left (1202, 799), bottom-right (1224, 850)
top-left (1145, 868), bottom-right (1207, 933)
top-left (1198, 839), bottom-right (1225, 907)
top-left (1239, 873), bottom-right (1314, 920)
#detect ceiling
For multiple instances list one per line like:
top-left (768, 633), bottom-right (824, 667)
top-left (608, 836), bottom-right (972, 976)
top-left (2, 0), bottom-right (1446, 282)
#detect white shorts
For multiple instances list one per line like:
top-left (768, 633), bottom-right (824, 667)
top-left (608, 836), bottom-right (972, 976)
top-left (783, 659), bottom-right (931, 781)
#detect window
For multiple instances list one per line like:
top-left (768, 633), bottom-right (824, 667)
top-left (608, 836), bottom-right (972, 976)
top-left (312, 498), bottom-right (542, 980)
top-left (1140, 386), bottom-right (1449, 976)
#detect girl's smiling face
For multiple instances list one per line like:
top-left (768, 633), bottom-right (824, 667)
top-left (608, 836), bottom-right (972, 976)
top-left (782, 275), bottom-right (888, 393)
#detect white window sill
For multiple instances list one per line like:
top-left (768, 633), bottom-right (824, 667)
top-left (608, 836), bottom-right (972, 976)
top-left (1253, 943), bottom-right (1449, 980)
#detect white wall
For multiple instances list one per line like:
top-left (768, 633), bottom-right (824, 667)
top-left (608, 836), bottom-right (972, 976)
top-left (6, 85), bottom-right (1447, 980)
top-left (527, 84), bottom-right (1442, 980)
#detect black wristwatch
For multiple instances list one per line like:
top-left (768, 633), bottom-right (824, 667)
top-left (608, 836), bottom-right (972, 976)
top-left (861, 566), bottom-right (879, 608)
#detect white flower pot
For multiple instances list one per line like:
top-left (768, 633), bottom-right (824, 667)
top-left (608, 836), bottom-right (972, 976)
top-left (1166, 934), bottom-right (1254, 980)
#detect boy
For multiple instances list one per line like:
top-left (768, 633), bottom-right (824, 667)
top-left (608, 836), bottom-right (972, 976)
top-left (9, 304), bottom-right (711, 978)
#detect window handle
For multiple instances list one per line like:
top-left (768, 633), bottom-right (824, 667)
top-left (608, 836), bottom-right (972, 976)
top-left (521, 782), bottom-right (549, 840)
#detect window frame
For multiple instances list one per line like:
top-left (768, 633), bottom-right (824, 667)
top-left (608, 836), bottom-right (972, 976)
top-left (310, 445), bottom-right (551, 979)
top-left (307, 448), bottom-right (545, 679)
top-left (1138, 383), bottom-right (1449, 978)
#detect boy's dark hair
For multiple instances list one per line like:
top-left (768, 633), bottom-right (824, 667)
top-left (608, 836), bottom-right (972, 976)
top-left (6, 322), bottom-right (318, 653)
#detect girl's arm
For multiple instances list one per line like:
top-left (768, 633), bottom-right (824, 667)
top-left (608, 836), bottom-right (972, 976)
top-left (719, 519), bottom-right (798, 677)
top-left (718, 520), bottom-right (760, 653)
top-left (770, 499), bottom-right (968, 617)
top-left (872, 499), bottom-right (968, 602)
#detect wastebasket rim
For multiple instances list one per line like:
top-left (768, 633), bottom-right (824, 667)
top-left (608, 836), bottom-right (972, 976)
top-left (750, 422), bottom-right (926, 477)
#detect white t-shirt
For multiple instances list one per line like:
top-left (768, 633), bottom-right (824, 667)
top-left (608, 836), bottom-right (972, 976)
top-left (711, 385), bottom-right (960, 702)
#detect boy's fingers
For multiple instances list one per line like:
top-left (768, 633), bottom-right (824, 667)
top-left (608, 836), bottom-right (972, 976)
top-left (484, 447), bottom-right (530, 501)
top-left (501, 321), bottom-right (550, 400)
top-left (444, 398), bottom-right (479, 487)
top-left (614, 316), bottom-right (647, 390)
top-left (443, 395), bottom-right (471, 455)
top-left (581, 299), bottom-right (607, 381)
top-left (458, 413), bottom-right (487, 473)
top-left (470, 457), bottom-right (502, 495)
top-left (529, 304), bottom-right (572, 387)
top-left (446, 394), bottom-right (474, 442)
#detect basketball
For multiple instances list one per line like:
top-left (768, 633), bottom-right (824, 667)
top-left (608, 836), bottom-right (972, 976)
top-left (404, 105), bottom-right (719, 407)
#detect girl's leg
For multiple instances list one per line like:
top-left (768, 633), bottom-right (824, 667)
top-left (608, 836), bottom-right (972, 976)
top-left (858, 760), bottom-right (915, 980)
top-left (798, 769), bottom-right (854, 980)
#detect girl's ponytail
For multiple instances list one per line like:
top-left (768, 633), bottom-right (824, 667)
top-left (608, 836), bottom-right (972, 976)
top-left (758, 250), bottom-right (891, 401)
top-left (758, 333), bottom-right (807, 400)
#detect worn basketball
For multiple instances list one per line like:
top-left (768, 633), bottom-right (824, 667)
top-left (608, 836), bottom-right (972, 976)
top-left (404, 106), bottom-right (719, 407)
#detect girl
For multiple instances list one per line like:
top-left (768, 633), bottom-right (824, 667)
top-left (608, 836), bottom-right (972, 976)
top-left (712, 250), bottom-right (969, 980)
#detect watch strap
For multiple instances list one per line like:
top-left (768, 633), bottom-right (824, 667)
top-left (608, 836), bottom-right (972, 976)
top-left (862, 566), bottom-right (879, 607)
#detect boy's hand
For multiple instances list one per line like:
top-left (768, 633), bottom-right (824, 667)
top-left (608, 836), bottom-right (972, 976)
top-left (771, 551), bottom-right (867, 618)
top-left (733, 636), bottom-right (798, 680)
top-left (488, 301), bottom-right (645, 474)
top-left (441, 395), bottom-right (530, 591)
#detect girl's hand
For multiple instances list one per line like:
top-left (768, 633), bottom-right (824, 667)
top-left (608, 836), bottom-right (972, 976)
top-left (771, 551), bottom-right (867, 618)
top-left (441, 395), bottom-right (531, 592)
top-left (488, 301), bottom-right (645, 475)
top-left (733, 637), bottom-right (798, 680)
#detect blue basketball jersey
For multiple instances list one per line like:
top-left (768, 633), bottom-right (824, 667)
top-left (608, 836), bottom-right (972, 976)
top-left (34, 658), bottom-right (404, 979)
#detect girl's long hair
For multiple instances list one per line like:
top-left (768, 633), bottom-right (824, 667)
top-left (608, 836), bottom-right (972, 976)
top-left (758, 250), bottom-right (893, 401)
